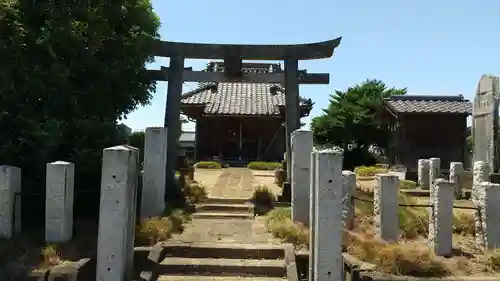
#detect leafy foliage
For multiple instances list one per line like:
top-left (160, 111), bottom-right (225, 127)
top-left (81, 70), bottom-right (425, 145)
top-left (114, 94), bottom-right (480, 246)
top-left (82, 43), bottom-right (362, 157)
top-left (311, 79), bottom-right (406, 167)
top-left (0, 1), bottom-right (160, 218)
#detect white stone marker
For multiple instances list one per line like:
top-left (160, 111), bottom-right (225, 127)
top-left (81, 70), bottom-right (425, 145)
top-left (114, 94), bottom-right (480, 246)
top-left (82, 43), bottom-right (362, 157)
top-left (429, 157), bottom-right (441, 185)
top-left (308, 151), bottom-right (318, 281)
top-left (374, 174), bottom-right (399, 242)
top-left (449, 162), bottom-right (464, 199)
top-left (429, 179), bottom-right (454, 256)
top-left (45, 161), bottom-right (75, 243)
top-left (313, 150), bottom-right (343, 281)
top-left (96, 145), bottom-right (139, 281)
top-left (472, 161), bottom-right (490, 244)
top-left (478, 182), bottom-right (500, 250)
top-left (291, 129), bottom-right (313, 226)
top-left (418, 159), bottom-right (430, 189)
top-left (141, 127), bottom-right (167, 218)
top-left (341, 170), bottom-right (356, 229)
top-left (0, 165), bottom-right (21, 239)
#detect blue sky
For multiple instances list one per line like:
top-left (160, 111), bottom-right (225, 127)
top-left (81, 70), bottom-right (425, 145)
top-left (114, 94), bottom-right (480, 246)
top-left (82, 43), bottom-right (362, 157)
top-left (123, 0), bottom-right (500, 131)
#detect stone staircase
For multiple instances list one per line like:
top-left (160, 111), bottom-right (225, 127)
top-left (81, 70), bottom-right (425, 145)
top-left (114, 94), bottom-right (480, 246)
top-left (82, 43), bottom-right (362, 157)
top-left (192, 197), bottom-right (255, 220)
top-left (139, 197), bottom-right (298, 281)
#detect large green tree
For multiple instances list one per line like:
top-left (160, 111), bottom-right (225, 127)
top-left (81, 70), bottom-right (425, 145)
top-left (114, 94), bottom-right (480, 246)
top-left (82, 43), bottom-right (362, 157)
top-left (0, 1), bottom-right (160, 217)
top-left (311, 79), bottom-right (406, 166)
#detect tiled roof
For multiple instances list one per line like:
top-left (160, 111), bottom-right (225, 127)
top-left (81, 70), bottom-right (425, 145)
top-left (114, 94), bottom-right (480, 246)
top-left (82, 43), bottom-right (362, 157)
top-left (384, 95), bottom-right (472, 115)
top-left (180, 62), bottom-right (312, 116)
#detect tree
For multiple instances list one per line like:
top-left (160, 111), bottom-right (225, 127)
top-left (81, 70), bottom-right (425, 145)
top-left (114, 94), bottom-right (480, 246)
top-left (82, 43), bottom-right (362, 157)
top-left (0, 1), bottom-right (160, 217)
top-left (311, 79), bottom-right (406, 167)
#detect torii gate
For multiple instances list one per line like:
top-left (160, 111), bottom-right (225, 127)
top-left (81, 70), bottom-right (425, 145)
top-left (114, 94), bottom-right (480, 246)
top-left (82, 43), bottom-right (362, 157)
top-left (146, 38), bottom-right (342, 203)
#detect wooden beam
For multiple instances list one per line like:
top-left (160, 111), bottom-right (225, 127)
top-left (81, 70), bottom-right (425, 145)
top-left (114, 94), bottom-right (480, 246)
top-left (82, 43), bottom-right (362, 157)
top-left (147, 68), bottom-right (329, 84)
top-left (153, 37), bottom-right (342, 60)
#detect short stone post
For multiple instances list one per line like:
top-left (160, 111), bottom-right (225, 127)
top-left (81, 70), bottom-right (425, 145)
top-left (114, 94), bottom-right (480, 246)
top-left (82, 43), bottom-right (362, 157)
top-left (477, 182), bottom-right (500, 250)
top-left (291, 129), bottom-right (313, 226)
top-left (313, 151), bottom-right (343, 281)
top-left (449, 162), bottom-right (464, 199)
top-left (418, 159), bottom-right (430, 189)
top-left (429, 157), bottom-right (441, 185)
top-left (342, 170), bottom-right (356, 230)
top-left (473, 161), bottom-right (490, 243)
top-left (45, 161), bottom-right (75, 243)
top-left (374, 174), bottom-right (399, 242)
top-left (96, 146), bottom-right (139, 281)
top-left (473, 161), bottom-right (490, 204)
top-left (141, 127), bottom-right (167, 218)
top-left (308, 151), bottom-right (318, 281)
top-left (0, 165), bottom-right (21, 239)
top-left (429, 179), bottom-right (454, 256)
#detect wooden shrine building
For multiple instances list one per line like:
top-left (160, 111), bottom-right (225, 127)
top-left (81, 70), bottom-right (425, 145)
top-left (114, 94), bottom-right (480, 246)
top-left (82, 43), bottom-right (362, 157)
top-left (180, 62), bottom-right (313, 163)
top-left (382, 95), bottom-right (472, 178)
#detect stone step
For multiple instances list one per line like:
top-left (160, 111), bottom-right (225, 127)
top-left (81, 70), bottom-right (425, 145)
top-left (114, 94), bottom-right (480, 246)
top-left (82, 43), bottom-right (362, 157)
top-left (158, 276), bottom-right (287, 281)
top-left (196, 203), bottom-right (254, 213)
top-left (202, 197), bottom-right (251, 205)
top-left (192, 212), bottom-right (254, 220)
top-left (162, 242), bottom-right (285, 259)
top-left (158, 257), bottom-right (286, 277)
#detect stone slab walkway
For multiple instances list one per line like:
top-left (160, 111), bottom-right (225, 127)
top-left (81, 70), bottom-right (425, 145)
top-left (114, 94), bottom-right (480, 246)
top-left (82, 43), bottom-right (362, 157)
top-left (171, 168), bottom-right (279, 244)
top-left (208, 168), bottom-right (255, 199)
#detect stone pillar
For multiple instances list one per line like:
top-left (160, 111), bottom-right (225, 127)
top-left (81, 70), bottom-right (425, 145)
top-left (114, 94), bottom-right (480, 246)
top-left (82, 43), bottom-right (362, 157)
top-left (313, 151), bottom-right (343, 281)
top-left (96, 146), bottom-right (139, 281)
top-left (291, 129), bottom-right (313, 225)
top-left (429, 157), bottom-right (440, 185)
top-left (141, 127), bottom-right (167, 218)
top-left (473, 161), bottom-right (490, 204)
top-left (473, 161), bottom-right (490, 242)
top-left (45, 161), bottom-right (75, 243)
top-left (374, 174), bottom-right (399, 242)
top-left (429, 179), bottom-right (454, 256)
top-left (417, 159), bottom-right (430, 189)
top-left (449, 162), bottom-right (464, 199)
top-left (164, 56), bottom-right (185, 204)
top-left (478, 182), bottom-right (500, 250)
top-left (284, 58), bottom-right (299, 182)
top-left (342, 170), bottom-right (356, 230)
top-left (308, 151), bottom-right (317, 281)
top-left (0, 165), bottom-right (21, 239)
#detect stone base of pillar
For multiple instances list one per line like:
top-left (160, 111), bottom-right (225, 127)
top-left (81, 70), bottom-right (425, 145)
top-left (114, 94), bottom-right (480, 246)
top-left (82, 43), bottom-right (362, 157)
top-left (278, 182), bottom-right (292, 202)
top-left (490, 173), bottom-right (500, 184)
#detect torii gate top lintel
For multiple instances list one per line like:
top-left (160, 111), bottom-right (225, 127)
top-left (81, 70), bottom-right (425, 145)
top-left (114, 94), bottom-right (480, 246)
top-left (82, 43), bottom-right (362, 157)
top-left (153, 37), bottom-right (342, 60)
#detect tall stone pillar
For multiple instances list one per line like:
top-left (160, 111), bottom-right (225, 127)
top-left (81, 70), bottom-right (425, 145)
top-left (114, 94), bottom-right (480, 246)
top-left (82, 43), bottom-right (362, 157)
top-left (45, 161), bottom-right (75, 243)
top-left (142, 127), bottom-right (167, 218)
top-left (0, 165), bottom-right (21, 239)
top-left (284, 58), bottom-right (300, 182)
top-left (308, 151), bottom-right (317, 281)
top-left (313, 151), bottom-right (343, 281)
top-left (291, 129), bottom-right (313, 225)
top-left (96, 146), bottom-right (139, 281)
top-left (429, 157), bottom-right (441, 185)
top-left (164, 56), bottom-right (185, 204)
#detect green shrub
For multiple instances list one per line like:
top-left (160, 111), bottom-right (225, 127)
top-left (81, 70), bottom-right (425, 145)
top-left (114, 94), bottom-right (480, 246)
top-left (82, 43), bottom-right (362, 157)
top-left (195, 161), bottom-right (221, 169)
top-left (400, 180), bottom-right (417, 189)
top-left (355, 166), bottom-right (388, 177)
top-left (247, 161), bottom-right (281, 170)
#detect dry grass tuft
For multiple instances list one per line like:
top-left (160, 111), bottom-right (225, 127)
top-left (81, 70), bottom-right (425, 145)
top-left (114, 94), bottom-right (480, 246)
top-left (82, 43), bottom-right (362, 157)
top-left (252, 185), bottom-right (276, 206)
top-left (41, 245), bottom-right (62, 268)
top-left (265, 207), bottom-right (308, 248)
top-left (135, 209), bottom-right (190, 246)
